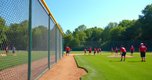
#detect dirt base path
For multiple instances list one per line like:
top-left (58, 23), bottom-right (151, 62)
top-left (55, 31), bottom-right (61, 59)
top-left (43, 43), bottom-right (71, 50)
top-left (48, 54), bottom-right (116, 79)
top-left (0, 57), bottom-right (49, 80)
top-left (39, 54), bottom-right (86, 80)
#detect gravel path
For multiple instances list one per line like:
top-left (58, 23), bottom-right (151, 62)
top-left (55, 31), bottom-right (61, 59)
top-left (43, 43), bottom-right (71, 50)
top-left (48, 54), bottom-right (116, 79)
top-left (39, 54), bottom-right (86, 80)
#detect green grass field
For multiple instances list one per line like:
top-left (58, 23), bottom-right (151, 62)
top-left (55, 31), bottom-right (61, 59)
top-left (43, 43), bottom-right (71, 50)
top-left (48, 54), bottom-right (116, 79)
top-left (0, 51), bottom-right (50, 70)
top-left (75, 51), bottom-right (152, 80)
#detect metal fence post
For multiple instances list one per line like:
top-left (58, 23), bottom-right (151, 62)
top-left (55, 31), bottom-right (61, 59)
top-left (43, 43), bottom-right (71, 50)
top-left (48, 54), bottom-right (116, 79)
top-left (28, 0), bottom-right (32, 80)
top-left (55, 25), bottom-right (58, 63)
top-left (62, 38), bottom-right (64, 57)
top-left (48, 16), bottom-right (50, 69)
top-left (58, 34), bottom-right (61, 59)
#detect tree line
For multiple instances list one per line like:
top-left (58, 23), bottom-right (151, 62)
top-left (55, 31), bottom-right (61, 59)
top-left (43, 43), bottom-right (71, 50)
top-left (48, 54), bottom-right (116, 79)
top-left (64, 4), bottom-right (152, 51)
top-left (0, 17), bottom-right (49, 50)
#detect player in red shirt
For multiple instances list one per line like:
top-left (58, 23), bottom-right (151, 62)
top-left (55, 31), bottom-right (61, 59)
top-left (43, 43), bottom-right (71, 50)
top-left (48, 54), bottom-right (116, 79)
top-left (115, 47), bottom-right (118, 56)
top-left (94, 48), bottom-right (97, 55)
top-left (97, 48), bottom-right (100, 54)
top-left (88, 47), bottom-right (92, 54)
top-left (139, 43), bottom-right (147, 62)
top-left (65, 46), bottom-right (71, 56)
top-left (120, 45), bottom-right (127, 61)
top-left (130, 45), bottom-right (135, 56)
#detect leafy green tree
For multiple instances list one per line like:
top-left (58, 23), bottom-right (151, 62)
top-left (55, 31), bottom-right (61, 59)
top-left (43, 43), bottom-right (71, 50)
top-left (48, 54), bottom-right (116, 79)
top-left (7, 20), bottom-right (28, 50)
top-left (65, 30), bottom-right (72, 35)
top-left (69, 38), bottom-right (80, 48)
top-left (85, 28), bottom-right (93, 41)
top-left (139, 4), bottom-right (152, 40)
top-left (121, 20), bottom-right (142, 40)
top-left (0, 17), bottom-right (7, 45)
top-left (74, 24), bottom-right (86, 32)
top-left (110, 26), bottom-right (125, 40)
top-left (32, 25), bottom-right (48, 50)
top-left (102, 22), bottom-right (117, 41)
top-left (91, 27), bottom-right (103, 41)
top-left (118, 20), bottom-right (135, 28)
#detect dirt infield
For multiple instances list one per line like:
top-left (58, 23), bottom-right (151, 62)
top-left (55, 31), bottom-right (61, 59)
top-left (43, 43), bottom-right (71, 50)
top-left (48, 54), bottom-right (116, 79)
top-left (39, 54), bottom-right (87, 80)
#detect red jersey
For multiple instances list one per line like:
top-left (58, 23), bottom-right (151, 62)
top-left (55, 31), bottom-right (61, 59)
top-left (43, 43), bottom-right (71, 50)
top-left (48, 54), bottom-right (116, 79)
top-left (130, 46), bottom-right (134, 51)
top-left (97, 48), bottom-right (100, 53)
top-left (115, 48), bottom-right (118, 52)
top-left (94, 48), bottom-right (97, 52)
top-left (120, 47), bottom-right (126, 53)
top-left (88, 48), bottom-right (92, 51)
top-left (139, 45), bottom-right (147, 52)
top-left (66, 47), bottom-right (71, 51)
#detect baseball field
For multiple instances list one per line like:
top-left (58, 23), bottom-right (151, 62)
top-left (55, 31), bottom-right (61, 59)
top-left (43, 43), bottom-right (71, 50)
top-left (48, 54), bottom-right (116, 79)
top-left (74, 51), bottom-right (152, 80)
top-left (0, 51), bottom-right (49, 70)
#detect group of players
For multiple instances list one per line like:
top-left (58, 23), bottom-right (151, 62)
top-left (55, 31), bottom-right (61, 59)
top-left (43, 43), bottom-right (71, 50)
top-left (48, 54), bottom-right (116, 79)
top-left (84, 47), bottom-right (102, 55)
top-left (4, 46), bottom-right (16, 54)
top-left (112, 43), bottom-right (147, 62)
top-left (65, 42), bottom-right (147, 62)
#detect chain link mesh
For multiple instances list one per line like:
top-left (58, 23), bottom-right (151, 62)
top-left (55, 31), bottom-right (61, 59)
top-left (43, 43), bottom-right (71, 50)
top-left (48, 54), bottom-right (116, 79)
top-left (0, 0), bottom-right (63, 80)
top-left (0, 0), bottom-right (29, 80)
top-left (31, 0), bottom-right (49, 79)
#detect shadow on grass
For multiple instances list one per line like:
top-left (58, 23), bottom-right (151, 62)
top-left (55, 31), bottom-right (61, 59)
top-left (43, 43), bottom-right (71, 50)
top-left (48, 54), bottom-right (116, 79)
top-left (127, 61), bottom-right (142, 63)
top-left (109, 60), bottom-right (142, 63)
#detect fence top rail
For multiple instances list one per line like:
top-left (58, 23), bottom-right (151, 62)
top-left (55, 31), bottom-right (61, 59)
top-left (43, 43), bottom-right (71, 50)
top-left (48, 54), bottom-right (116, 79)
top-left (41, 0), bottom-right (64, 35)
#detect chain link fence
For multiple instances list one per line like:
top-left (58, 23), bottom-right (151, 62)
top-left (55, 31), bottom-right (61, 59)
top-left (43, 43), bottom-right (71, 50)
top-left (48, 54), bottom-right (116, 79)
top-left (0, 0), bottom-right (29, 80)
top-left (0, 0), bottom-right (63, 80)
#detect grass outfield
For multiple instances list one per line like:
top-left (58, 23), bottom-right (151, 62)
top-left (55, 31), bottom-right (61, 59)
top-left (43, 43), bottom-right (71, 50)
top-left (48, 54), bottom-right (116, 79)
top-left (0, 51), bottom-right (52, 70)
top-left (75, 51), bottom-right (152, 80)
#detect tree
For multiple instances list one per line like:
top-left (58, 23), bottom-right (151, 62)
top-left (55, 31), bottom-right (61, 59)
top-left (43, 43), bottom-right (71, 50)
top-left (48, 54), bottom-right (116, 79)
top-left (65, 30), bottom-right (72, 35)
top-left (85, 28), bottom-right (93, 41)
top-left (32, 25), bottom-right (48, 50)
top-left (6, 20), bottom-right (28, 50)
top-left (102, 22), bottom-right (118, 42)
top-left (139, 4), bottom-right (152, 40)
top-left (110, 26), bottom-right (125, 40)
top-left (74, 24), bottom-right (86, 32)
top-left (118, 20), bottom-right (135, 28)
top-left (121, 20), bottom-right (142, 40)
top-left (0, 17), bottom-right (8, 49)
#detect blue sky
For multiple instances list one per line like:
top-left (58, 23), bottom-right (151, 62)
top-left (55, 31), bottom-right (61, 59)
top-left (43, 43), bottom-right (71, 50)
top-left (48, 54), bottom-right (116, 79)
top-left (45, 0), bottom-right (152, 32)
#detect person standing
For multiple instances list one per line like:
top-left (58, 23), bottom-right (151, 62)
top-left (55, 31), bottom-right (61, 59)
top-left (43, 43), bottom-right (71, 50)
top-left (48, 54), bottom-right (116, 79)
top-left (120, 45), bottom-right (127, 61)
top-left (130, 45), bottom-right (135, 56)
top-left (97, 48), bottom-right (100, 54)
top-left (5, 46), bottom-right (9, 54)
top-left (88, 47), bottom-right (92, 55)
top-left (139, 43), bottom-right (147, 62)
top-left (12, 46), bottom-right (16, 54)
top-left (65, 46), bottom-right (71, 56)
top-left (115, 47), bottom-right (118, 56)
top-left (94, 48), bottom-right (97, 55)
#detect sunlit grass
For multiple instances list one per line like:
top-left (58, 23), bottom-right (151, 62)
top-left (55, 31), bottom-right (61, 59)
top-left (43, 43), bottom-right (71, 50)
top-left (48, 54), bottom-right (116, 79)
top-left (75, 51), bottom-right (152, 80)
